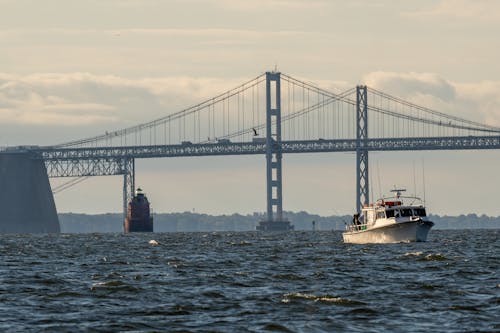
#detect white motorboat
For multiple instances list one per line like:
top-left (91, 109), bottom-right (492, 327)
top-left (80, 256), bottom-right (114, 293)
top-left (343, 188), bottom-right (434, 244)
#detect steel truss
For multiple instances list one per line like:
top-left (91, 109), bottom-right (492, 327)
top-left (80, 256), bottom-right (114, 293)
top-left (265, 72), bottom-right (284, 223)
top-left (6, 73), bottom-right (500, 230)
top-left (27, 135), bottom-right (500, 179)
top-left (123, 158), bottom-right (135, 222)
top-left (16, 132), bottom-right (500, 224)
top-left (356, 86), bottom-right (369, 213)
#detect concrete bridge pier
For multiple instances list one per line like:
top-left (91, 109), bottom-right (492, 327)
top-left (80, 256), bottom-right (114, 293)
top-left (0, 151), bottom-right (60, 233)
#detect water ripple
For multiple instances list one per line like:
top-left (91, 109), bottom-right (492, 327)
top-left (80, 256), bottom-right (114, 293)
top-left (0, 230), bottom-right (498, 332)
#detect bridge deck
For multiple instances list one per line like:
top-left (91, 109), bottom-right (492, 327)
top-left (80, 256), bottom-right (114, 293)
top-left (12, 135), bottom-right (499, 177)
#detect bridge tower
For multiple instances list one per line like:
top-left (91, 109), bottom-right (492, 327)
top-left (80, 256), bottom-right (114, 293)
top-left (356, 85), bottom-right (369, 213)
top-left (257, 72), bottom-right (294, 231)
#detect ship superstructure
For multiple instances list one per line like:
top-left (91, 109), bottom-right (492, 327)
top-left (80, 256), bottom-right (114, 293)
top-left (343, 188), bottom-right (434, 243)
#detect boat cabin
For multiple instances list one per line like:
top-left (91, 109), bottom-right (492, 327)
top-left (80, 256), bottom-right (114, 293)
top-left (361, 201), bottom-right (427, 225)
top-left (383, 206), bottom-right (427, 218)
top-left (349, 187), bottom-right (430, 235)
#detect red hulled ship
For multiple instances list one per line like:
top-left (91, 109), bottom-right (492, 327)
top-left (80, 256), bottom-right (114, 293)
top-left (124, 188), bottom-right (153, 232)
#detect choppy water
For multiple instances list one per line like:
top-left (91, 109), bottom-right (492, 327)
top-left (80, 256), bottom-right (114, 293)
top-left (0, 230), bottom-right (498, 332)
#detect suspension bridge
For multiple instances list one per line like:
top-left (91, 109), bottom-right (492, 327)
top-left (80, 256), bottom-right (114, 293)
top-left (2, 71), bottom-right (500, 232)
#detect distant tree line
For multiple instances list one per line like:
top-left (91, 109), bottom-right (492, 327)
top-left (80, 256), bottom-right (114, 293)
top-left (58, 211), bottom-right (500, 233)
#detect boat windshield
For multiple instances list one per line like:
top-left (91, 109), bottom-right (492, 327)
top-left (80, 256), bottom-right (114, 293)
top-left (414, 208), bottom-right (427, 217)
top-left (400, 209), bottom-right (413, 217)
top-left (386, 207), bottom-right (426, 218)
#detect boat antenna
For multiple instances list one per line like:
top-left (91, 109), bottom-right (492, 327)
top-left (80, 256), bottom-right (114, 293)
top-left (413, 160), bottom-right (417, 197)
top-left (377, 160), bottom-right (382, 199)
top-left (370, 163), bottom-right (374, 204)
top-left (422, 157), bottom-right (427, 206)
top-left (390, 187), bottom-right (406, 199)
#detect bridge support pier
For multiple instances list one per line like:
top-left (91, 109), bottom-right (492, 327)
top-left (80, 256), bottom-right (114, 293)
top-left (0, 151), bottom-right (60, 233)
top-left (356, 85), bottom-right (369, 213)
top-left (257, 72), bottom-right (293, 231)
top-left (122, 157), bottom-right (135, 227)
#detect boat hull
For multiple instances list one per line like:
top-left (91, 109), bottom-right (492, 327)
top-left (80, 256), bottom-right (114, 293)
top-left (343, 220), bottom-right (434, 244)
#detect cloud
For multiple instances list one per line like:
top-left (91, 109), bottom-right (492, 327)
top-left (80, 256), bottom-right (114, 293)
top-left (0, 72), bottom-right (251, 129)
top-left (363, 71), bottom-right (456, 101)
top-left (454, 81), bottom-right (500, 126)
top-left (0, 27), bottom-right (309, 43)
top-left (404, 0), bottom-right (500, 21)
top-left (0, 74), bottom-right (116, 126)
top-left (206, 0), bottom-right (328, 11)
top-left (2, 70), bottom-right (499, 147)
top-left (109, 28), bottom-right (306, 38)
top-left (362, 71), bottom-right (500, 127)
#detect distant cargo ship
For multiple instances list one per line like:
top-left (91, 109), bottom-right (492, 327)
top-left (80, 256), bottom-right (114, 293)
top-left (124, 188), bottom-right (153, 232)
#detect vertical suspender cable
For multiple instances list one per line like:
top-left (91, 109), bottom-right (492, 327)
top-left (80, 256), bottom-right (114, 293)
top-left (252, 84), bottom-right (255, 135)
top-left (223, 96), bottom-right (226, 137)
top-left (212, 101), bottom-right (215, 140)
top-left (237, 92), bottom-right (240, 140)
top-left (241, 89), bottom-right (244, 138)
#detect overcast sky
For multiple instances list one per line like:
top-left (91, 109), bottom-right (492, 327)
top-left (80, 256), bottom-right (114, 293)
top-left (1, 0), bottom-right (500, 216)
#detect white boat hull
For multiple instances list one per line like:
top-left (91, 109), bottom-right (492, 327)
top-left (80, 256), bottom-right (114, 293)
top-left (342, 220), bottom-right (434, 244)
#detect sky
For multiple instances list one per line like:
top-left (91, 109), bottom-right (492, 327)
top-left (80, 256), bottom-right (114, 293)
top-left (1, 0), bottom-right (500, 216)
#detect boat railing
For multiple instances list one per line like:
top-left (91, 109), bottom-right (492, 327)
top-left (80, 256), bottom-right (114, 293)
top-left (378, 195), bottom-right (425, 206)
top-left (346, 223), bottom-right (368, 232)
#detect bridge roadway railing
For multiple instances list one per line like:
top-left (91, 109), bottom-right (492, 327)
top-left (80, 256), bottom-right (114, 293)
top-left (29, 135), bottom-right (500, 178)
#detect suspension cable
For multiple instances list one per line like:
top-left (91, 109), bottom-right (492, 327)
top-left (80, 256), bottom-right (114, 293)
top-left (52, 176), bottom-right (91, 195)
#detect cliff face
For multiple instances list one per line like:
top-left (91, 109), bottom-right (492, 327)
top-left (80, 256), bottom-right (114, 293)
top-left (0, 152), bottom-right (60, 233)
